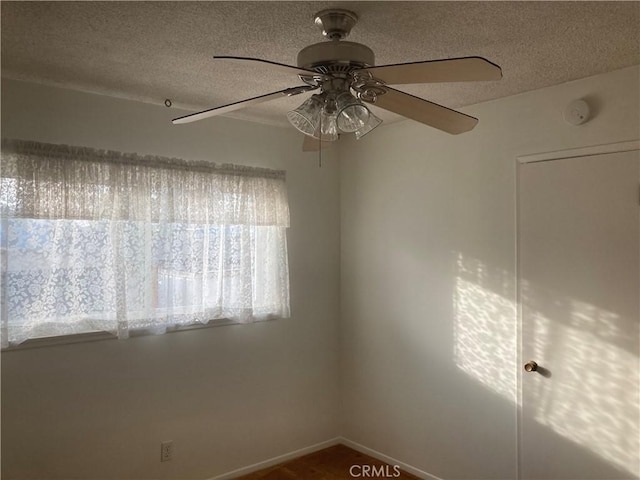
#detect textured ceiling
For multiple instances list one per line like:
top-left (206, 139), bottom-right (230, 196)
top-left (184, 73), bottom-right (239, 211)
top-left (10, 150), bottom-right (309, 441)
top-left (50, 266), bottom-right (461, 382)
top-left (2, 1), bottom-right (639, 128)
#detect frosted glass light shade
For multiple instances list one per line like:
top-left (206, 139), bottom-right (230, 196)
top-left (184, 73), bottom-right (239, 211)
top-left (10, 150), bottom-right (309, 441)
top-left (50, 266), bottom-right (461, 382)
top-left (315, 110), bottom-right (339, 141)
top-left (355, 110), bottom-right (383, 139)
top-left (336, 92), bottom-right (370, 133)
top-left (287, 95), bottom-right (323, 136)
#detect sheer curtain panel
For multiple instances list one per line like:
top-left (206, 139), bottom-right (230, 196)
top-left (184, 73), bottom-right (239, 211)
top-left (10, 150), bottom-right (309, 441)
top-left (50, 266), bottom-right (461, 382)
top-left (0, 139), bottom-right (290, 347)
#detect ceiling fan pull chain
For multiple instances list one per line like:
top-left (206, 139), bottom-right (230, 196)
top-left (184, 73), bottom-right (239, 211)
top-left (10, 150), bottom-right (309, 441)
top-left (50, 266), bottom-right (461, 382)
top-left (318, 115), bottom-right (323, 168)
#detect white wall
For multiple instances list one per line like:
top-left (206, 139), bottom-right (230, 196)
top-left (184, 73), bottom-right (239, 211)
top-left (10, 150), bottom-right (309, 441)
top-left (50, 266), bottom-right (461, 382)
top-left (3, 65), bottom-right (639, 480)
top-left (339, 65), bottom-right (639, 480)
top-left (0, 79), bottom-right (341, 479)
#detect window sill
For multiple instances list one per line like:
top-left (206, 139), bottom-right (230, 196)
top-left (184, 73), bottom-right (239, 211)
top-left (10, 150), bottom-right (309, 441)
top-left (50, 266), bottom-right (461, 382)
top-left (1, 331), bottom-right (117, 351)
top-left (1, 318), bottom-right (241, 352)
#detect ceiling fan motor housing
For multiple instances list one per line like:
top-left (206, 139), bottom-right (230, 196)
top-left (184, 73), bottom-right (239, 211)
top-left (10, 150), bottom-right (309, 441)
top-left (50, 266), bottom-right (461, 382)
top-left (297, 41), bottom-right (375, 74)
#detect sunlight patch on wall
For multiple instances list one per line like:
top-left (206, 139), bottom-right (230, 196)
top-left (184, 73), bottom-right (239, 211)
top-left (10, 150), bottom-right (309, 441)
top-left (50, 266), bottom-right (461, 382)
top-left (455, 253), bottom-right (639, 476)
top-left (523, 294), bottom-right (640, 477)
top-left (453, 253), bottom-right (516, 401)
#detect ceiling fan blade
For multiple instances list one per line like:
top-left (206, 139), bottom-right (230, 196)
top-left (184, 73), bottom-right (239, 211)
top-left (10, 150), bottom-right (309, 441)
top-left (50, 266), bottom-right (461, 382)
top-left (358, 56), bottom-right (502, 85)
top-left (172, 86), bottom-right (315, 124)
top-left (302, 135), bottom-right (335, 152)
top-left (213, 56), bottom-right (324, 79)
top-left (371, 87), bottom-right (478, 134)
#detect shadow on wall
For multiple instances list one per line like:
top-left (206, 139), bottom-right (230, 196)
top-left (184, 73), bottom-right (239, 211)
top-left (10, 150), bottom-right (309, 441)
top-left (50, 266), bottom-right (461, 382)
top-left (453, 253), bottom-right (639, 478)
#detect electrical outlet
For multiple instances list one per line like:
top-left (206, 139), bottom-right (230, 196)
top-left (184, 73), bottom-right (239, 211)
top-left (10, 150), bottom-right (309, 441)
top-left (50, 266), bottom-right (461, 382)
top-left (160, 441), bottom-right (173, 462)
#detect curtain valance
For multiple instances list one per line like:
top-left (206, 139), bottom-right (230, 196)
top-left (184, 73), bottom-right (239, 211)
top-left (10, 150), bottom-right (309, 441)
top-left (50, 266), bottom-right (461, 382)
top-left (1, 139), bottom-right (290, 226)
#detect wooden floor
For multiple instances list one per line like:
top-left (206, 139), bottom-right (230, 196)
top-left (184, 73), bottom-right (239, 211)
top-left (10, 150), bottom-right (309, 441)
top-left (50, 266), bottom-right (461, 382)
top-left (235, 444), bottom-right (420, 479)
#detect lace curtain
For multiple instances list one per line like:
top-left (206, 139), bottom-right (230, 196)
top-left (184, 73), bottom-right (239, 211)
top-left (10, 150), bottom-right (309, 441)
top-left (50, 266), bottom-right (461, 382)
top-left (0, 139), bottom-right (290, 347)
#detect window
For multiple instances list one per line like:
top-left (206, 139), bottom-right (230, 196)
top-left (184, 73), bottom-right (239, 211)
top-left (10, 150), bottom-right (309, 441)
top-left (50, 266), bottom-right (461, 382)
top-left (0, 140), bottom-right (290, 348)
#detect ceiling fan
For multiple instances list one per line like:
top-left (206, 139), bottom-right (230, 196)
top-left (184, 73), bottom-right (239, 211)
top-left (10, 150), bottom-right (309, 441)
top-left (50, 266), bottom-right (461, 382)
top-left (172, 9), bottom-right (502, 149)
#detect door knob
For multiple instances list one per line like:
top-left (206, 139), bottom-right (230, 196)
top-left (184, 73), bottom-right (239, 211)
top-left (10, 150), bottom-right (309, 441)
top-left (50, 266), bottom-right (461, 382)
top-left (524, 361), bottom-right (538, 372)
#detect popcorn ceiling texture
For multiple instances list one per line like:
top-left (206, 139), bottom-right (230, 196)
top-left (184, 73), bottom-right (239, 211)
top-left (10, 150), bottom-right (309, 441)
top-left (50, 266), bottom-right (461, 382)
top-left (2, 1), bottom-right (639, 128)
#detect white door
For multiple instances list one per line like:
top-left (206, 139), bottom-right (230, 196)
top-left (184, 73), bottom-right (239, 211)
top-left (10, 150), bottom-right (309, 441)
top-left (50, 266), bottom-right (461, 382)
top-left (518, 148), bottom-right (640, 480)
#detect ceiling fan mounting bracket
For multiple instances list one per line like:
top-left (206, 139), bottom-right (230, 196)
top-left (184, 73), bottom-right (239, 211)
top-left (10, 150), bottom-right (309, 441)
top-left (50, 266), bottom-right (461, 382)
top-left (314, 9), bottom-right (358, 41)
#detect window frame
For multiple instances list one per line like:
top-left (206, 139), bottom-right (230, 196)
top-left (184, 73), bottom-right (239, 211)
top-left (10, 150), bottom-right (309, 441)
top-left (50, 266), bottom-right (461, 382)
top-left (1, 139), bottom-right (291, 350)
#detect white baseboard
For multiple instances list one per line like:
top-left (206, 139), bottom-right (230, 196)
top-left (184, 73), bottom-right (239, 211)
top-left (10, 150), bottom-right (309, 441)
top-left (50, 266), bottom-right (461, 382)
top-left (339, 437), bottom-right (444, 480)
top-left (207, 436), bottom-right (442, 480)
top-left (208, 437), bottom-right (341, 480)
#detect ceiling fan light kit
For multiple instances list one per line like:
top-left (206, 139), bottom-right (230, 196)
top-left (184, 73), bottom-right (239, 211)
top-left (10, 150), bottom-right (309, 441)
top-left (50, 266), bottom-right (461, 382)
top-left (286, 95), bottom-right (323, 136)
top-left (172, 9), bottom-right (503, 148)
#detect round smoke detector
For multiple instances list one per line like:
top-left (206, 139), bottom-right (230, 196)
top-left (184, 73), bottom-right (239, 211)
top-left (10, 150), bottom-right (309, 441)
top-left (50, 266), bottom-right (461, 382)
top-left (563, 99), bottom-right (590, 125)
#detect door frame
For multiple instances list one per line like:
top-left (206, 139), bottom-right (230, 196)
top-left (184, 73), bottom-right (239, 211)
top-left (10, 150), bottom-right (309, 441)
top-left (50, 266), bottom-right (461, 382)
top-left (514, 139), bottom-right (639, 479)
